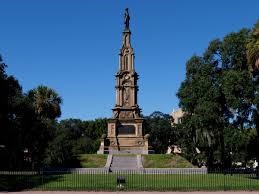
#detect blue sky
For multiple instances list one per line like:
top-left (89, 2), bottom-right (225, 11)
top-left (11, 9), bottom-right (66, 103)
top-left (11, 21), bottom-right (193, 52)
top-left (1, 0), bottom-right (258, 120)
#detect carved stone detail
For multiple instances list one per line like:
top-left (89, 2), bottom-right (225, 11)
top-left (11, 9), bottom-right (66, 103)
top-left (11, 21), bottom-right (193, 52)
top-left (110, 141), bottom-right (116, 145)
top-left (119, 111), bottom-right (133, 119)
top-left (113, 110), bottom-right (119, 118)
top-left (138, 141), bottom-right (143, 145)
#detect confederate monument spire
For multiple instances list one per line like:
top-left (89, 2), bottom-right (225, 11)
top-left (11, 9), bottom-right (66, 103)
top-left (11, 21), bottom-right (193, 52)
top-left (98, 8), bottom-right (149, 154)
top-left (115, 8), bottom-right (138, 110)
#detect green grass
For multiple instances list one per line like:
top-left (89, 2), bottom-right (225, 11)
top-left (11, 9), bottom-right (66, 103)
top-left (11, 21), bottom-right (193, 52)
top-left (1, 154), bottom-right (257, 191)
top-left (31, 173), bottom-right (259, 191)
top-left (142, 154), bottom-right (195, 168)
top-left (1, 173), bottom-right (259, 191)
top-left (79, 153), bottom-right (195, 168)
top-left (78, 154), bottom-right (107, 168)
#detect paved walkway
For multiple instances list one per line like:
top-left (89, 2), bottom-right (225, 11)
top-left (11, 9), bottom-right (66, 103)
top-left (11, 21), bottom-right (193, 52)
top-left (6, 192), bottom-right (259, 194)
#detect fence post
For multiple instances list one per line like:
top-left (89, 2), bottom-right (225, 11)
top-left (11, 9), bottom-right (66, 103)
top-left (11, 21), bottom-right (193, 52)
top-left (41, 168), bottom-right (43, 190)
top-left (256, 166), bottom-right (259, 179)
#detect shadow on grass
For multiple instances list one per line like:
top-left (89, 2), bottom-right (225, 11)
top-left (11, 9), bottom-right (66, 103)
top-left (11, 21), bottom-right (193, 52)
top-left (247, 175), bottom-right (259, 180)
top-left (0, 157), bottom-right (89, 191)
top-left (0, 171), bottom-right (70, 192)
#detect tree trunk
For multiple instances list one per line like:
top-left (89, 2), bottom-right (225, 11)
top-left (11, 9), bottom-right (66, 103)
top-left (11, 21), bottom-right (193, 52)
top-left (255, 58), bottom-right (259, 70)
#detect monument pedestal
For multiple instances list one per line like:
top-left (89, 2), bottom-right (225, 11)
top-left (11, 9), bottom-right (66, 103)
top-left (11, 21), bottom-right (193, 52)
top-left (105, 118), bottom-right (148, 154)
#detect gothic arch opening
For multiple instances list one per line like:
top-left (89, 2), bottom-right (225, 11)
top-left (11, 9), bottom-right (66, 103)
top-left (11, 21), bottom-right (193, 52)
top-left (124, 55), bottom-right (128, 70)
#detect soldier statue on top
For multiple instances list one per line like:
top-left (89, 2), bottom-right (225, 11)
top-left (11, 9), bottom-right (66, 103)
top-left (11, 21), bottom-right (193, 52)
top-left (124, 8), bottom-right (130, 30)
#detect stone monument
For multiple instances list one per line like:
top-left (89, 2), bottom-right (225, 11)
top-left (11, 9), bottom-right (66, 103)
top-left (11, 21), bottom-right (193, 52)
top-left (98, 8), bottom-right (148, 154)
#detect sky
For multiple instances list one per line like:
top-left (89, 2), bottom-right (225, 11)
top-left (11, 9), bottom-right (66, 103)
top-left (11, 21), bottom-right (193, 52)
top-left (1, 0), bottom-right (259, 120)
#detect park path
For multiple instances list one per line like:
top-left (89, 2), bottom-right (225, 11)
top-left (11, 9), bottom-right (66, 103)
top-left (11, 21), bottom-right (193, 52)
top-left (7, 191), bottom-right (259, 194)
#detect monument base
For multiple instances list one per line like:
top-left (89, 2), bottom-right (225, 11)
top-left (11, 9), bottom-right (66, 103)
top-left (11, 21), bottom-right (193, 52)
top-left (107, 136), bottom-right (148, 154)
top-left (97, 118), bottom-right (149, 154)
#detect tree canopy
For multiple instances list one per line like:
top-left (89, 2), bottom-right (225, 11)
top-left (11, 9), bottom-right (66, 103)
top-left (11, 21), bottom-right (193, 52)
top-left (177, 23), bottom-right (259, 169)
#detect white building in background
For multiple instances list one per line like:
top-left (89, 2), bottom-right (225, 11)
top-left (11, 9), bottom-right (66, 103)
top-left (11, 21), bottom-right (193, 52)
top-left (166, 108), bottom-right (185, 154)
top-left (171, 108), bottom-right (184, 125)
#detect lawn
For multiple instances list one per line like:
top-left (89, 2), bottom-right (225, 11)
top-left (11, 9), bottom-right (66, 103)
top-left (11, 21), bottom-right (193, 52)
top-left (1, 172), bottom-right (259, 191)
top-left (142, 154), bottom-right (195, 168)
top-left (77, 154), bottom-right (107, 168)
top-left (78, 154), bottom-right (195, 168)
top-left (1, 154), bottom-right (258, 191)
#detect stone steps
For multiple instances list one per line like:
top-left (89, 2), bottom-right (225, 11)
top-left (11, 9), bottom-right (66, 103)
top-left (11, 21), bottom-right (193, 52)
top-left (110, 156), bottom-right (138, 171)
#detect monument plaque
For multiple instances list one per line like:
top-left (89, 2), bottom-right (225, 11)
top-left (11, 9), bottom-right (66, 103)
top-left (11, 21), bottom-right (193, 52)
top-left (117, 125), bottom-right (135, 135)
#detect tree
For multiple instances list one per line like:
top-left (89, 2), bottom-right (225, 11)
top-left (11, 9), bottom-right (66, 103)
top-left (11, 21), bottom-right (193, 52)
top-left (0, 55), bottom-right (64, 170)
top-left (247, 21), bottom-right (259, 73)
top-left (177, 28), bottom-right (254, 169)
top-left (177, 54), bottom-right (223, 168)
top-left (44, 119), bottom-right (82, 167)
top-left (144, 111), bottom-right (176, 153)
top-left (82, 118), bottom-right (107, 140)
top-left (44, 118), bottom-right (107, 167)
top-left (22, 86), bottom-right (62, 169)
top-left (247, 21), bottom-right (259, 165)
top-left (27, 85), bottom-right (62, 120)
top-left (0, 55), bottom-right (7, 78)
top-left (0, 55), bottom-right (27, 170)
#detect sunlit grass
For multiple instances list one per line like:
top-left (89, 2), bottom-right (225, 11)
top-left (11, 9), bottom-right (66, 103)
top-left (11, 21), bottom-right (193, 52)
top-left (1, 173), bottom-right (258, 191)
top-left (142, 154), bottom-right (195, 168)
top-left (78, 154), bottom-right (107, 168)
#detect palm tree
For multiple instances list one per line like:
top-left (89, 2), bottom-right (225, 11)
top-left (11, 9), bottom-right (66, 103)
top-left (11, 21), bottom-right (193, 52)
top-left (28, 85), bottom-right (62, 119)
top-left (247, 21), bottom-right (259, 72)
